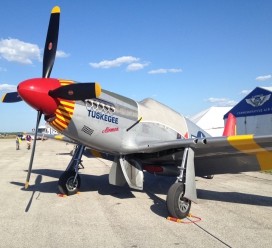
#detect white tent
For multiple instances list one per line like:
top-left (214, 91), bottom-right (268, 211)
top-left (190, 106), bottom-right (231, 137)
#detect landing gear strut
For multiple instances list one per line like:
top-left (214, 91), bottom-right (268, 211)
top-left (58, 144), bottom-right (85, 195)
top-left (166, 147), bottom-right (197, 219)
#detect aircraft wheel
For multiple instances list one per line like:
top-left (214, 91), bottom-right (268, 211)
top-left (58, 170), bottom-right (81, 195)
top-left (166, 182), bottom-right (191, 219)
top-left (206, 175), bottom-right (214, 179)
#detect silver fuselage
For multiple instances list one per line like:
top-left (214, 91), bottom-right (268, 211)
top-left (49, 89), bottom-right (210, 155)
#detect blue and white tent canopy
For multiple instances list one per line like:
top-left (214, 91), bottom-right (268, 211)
top-left (224, 87), bottom-right (272, 119)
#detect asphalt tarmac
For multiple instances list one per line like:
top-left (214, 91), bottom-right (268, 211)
top-left (0, 139), bottom-right (271, 248)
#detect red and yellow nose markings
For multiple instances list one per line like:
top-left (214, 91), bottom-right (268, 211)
top-left (228, 135), bottom-right (272, 170)
top-left (50, 80), bottom-right (75, 132)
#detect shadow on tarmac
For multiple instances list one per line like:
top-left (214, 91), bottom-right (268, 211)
top-left (10, 169), bottom-right (272, 216)
top-left (11, 169), bottom-right (135, 198)
top-left (197, 189), bottom-right (272, 207)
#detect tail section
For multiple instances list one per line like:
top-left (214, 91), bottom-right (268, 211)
top-left (223, 113), bottom-right (236, 136)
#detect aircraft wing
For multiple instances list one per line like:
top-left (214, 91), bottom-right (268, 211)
top-left (135, 134), bottom-right (272, 175)
top-left (37, 131), bottom-right (272, 176)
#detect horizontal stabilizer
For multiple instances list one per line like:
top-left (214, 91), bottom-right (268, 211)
top-left (1, 92), bottom-right (22, 103)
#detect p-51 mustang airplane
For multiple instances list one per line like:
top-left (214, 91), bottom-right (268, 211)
top-left (2, 6), bottom-right (272, 219)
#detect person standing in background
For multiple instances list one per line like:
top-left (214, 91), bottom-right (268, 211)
top-left (16, 135), bottom-right (21, 150)
top-left (26, 134), bottom-right (31, 150)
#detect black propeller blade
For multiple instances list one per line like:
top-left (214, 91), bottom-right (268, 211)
top-left (25, 6), bottom-right (60, 188)
top-left (49, 83), bottom-right (101, 100)
top-left (1, 92), bottom-right (22, 103)
top-left (42, 6), bottom-right (60, 78)
top-left (25, 111), bottom-right (42, 189)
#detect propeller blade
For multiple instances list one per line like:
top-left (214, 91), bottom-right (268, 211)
top-left (42, 6), bottom-right (60, 78)
top-left (48, 83), bottom-right (102, 100)
top-left (25, 111), bottom-right (42, 189)
top-left (1, 92), bottom-right (22, 103)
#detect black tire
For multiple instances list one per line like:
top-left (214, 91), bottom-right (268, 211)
top-left (206, 175), bottom-right (214, 179)
top-left (166, 182), bottom-right (191, 219)
top-left (58, 170), bottom-right (81, 196)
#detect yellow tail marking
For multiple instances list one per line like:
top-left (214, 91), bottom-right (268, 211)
top-left (228, 135), bottom-right (272, 170)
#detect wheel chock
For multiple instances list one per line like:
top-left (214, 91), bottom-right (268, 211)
top-left (167, 214), bottom-right (202, 224)
top-left (57, 194), bottom-right (67, 197)
top-left (167, 217), bottom-right (183, 223)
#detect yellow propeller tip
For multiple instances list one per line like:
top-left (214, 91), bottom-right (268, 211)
top-left (1, 93), bottom-right (6, 102)
top-left (24, 182), bottom-right (29, 189)
top-left (95, 83), bottom-right (102, 97)
top-left (52, 6), bottom-right (60, 14)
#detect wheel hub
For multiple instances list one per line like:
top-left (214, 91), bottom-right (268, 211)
top-left (178, 193), bottom-right (190, 213)
top-left (66, 176), bottom-right (78, 191)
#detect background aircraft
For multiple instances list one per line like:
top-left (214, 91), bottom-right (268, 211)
top-left (2, 6), bottom-right (272, 219)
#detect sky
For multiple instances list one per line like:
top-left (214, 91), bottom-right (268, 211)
top-left (1, 0), bottom-right (272, 132)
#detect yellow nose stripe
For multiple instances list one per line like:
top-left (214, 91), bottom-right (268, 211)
top-left (49, 80), bottom-right (75, 132)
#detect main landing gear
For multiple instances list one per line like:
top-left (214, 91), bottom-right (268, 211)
top-left (166, 147), bottom-right (197, 219)
top-left (58, 144), bottom-right (85, 195)
top-left (57, 144), bottom-right (197, 219)
top-left (167, 183), bottom-right (191, 219)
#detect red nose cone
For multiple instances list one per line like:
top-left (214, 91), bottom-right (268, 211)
top-left (18, 78), bottom-right (60, 115)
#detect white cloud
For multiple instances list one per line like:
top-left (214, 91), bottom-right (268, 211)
top-left (0, 38), bottom-right (41, 64)
top-left (148, 68), bottom-right (182, 74)
top-left (56, 50), bottom-right (70, 58)
top-left (0, 83), bottom-right (17, 91)
top-left (90, 56), bottom-right (139, 69)
top-left (206, 97), bottom-right (237, 107)
top-left (255, 74), bottom-right (271, 81)
top-left (126, 62), bottom-right (149, 71)
top-left (89, 56), bottom-right (182, 74)
top-left (240, 89), bottom-right (251, 95)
